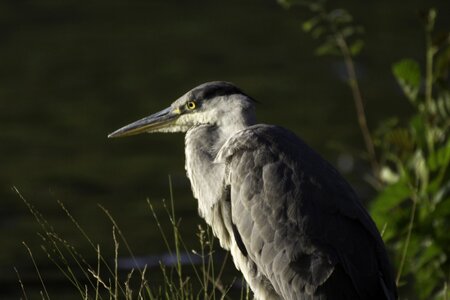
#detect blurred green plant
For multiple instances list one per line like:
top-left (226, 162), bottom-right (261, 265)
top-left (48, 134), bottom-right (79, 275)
top-left (279, 1), bottom-right (450, 299)
top-left (278, 0), bottom-right (380, 180)
top-left (372, 9), bottom-right (450, 299)
top-left (278, 0), bottom-right (365, 57)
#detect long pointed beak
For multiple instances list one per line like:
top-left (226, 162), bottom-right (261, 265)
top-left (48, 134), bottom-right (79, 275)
top-left (108, 107), bottom-right (179, 138)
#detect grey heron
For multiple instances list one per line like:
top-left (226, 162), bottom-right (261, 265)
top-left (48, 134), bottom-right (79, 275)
top-left (108, 81), bottom-right (397, 300)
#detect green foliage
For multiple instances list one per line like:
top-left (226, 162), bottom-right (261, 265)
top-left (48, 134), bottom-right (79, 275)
top-left (392, 59), bottom-right (421, 103)
top-left (279, 0), bottom-right (380, 180)
top-left (278, 0), bottom-right (364, 57)
top-left (372, 9), bottom-right (450, 299)
top-left (279, 1), bottom-right (449, 298)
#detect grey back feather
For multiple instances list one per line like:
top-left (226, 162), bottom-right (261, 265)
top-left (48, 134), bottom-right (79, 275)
top-left (216, 124), bottom-right (396, 300)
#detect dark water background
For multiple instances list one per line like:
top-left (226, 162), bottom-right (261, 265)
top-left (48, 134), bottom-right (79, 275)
top-left (1, 0), bottom-right (449, 298)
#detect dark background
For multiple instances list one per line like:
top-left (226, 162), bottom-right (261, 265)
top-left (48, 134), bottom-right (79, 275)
top-left (1, 0), bottom-right (449, 298)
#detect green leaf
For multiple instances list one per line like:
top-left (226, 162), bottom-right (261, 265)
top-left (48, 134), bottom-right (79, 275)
top-left (434, 44), bottom-right (450, 83)
top-left (427, 139), bottom-right (450, 172)
top-left (370, 180), bottom-right (411, 228)
top-left (308, 0), bottom-right (326, 12)
top-left (380, 225), bottom-right (396, 242)
top-left (349, 39), bottom-right (364, 56)
top-left (392, 59), bottom-right (421, 103)
top-left (276, 0), bottom-right (294, 9)
top-left (311, 26), bottom-right (326, 39)
top-left (432, 195), bottom-right (450, 218)
top-left (383, 127), bottom-right (414, 158)
top-left (436, 91), bottom-right (450, 119)
top-left (415, 243), bottom-right (441, 270)
top-left (302, 17), bottom-right (320, 33)
top-left (315, 39), bottom-right (340, 56)
top-left (380, 166), bottom-right (400, 184)
top-left (415, 263), bottom-right (441, 299)
top-left (410, 115), bottom-right (427, 149)
top-left (328, 9), bottom-right (353, 24)
top-left (340, 26), bottom-right (355, 38)
top-left (427, 140), bottom-right (450, 193)
top-left (410, 150), bottom-right (428, 194)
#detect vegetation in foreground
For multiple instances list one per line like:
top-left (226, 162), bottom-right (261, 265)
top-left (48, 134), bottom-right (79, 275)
top-left (279, 1), bottom-right (449, 298)
top-left (14, 1), bottom-right (449, 299)
top-left (15, 182), bottom-right (249, 300)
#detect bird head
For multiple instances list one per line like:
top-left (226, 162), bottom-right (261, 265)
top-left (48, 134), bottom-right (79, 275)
top-left (108, 81), bottom-right (256, 138)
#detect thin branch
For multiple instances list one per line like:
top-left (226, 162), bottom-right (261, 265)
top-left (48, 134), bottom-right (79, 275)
top-left (396, 192), bottom-right (418, 285)
top-left (425, 9), bottom-right (436, 112)
top-left (335, 34), bottom-right (380, 180)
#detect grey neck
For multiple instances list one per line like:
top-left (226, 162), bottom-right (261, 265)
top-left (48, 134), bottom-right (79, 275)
top-left (184, 123), bottom-right (249, 221)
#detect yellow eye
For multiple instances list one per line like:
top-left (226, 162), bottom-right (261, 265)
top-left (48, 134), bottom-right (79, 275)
top-left (186, 101), bottom-right (196, 110)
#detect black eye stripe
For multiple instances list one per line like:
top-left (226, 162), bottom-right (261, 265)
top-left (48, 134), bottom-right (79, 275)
top-left (189, 81), bottom-right (257, 103)
top-left (191, 81), bottom-right (245, 101)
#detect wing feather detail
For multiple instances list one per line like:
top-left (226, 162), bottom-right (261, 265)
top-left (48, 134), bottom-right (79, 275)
top-left (216, 124), bottom-right (397, 300)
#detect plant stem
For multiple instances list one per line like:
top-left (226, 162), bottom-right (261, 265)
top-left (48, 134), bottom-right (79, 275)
top-left (396, 192), bottom-right (418, 285)
top-left (444, 280), bottom-right (448, 300)
top-left (95, 245), bottom-right (100, 300)
top-left (23, 242), bottom-right (51, 300)
top-left (293, 2), bottom-right (380, 180)
top-left (169, 175), bottom-right (184, 299)
top-left (425, 9), bottom-right (436, 113)
top-left (14, 267), bottom-right (29, 300)
top-left (113, 227), bottom-right (119, 300)
top-left (425, 35), bottom-right (434, 111)
top-left (335, 34), bottom-right (380, 179)
top-left (425, 9), bottom-right (437, 154)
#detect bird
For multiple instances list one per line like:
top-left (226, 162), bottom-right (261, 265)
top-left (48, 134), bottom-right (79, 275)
top-left (108, 81), bottom-right (397, 300)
